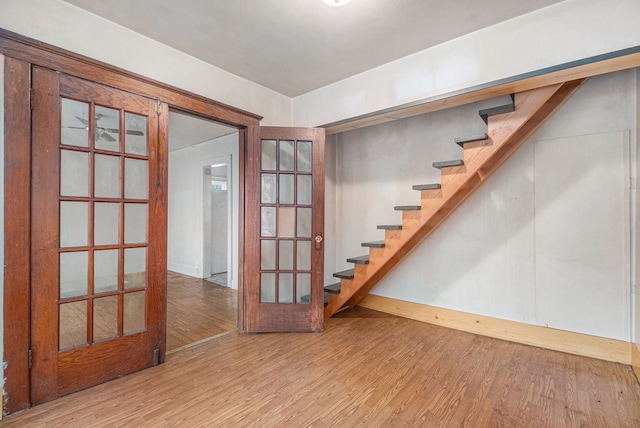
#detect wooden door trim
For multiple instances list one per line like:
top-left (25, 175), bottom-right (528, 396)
top-left (3, 56), bottom-right (32, 414)
top-left (0, 29), bottom-right (262, 128)
top-left (1, 31), bottom-right (259, 415)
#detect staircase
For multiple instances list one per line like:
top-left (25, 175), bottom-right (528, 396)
top-left (324, 79), bottom-right (586, 318)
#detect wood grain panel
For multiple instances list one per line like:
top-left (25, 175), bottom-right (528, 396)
top-left (359, 294), bottom-right (632, 364)
top-left (3, 56), bottom-right (31, 415)
top-left (633, 343), bottom-right (640, 384)
top-left (1, 308), bottom-right (638, 426)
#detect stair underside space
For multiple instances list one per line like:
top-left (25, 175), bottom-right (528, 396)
top-left (325, 79), bottom-right (586, 318)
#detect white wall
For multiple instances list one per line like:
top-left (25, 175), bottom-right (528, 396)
top-left (0, 0), bottom-right (292, 126)
top-left (331, 70), bottom-right (636, 341)
top-left (293, 0), bottom-right (640, 127)
top-left (168, 134), bottom-right (240, 289)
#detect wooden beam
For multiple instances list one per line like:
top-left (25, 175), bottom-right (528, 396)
top-left (0, 29), bottom-right (262, 128)
top-left (359, 294), bottom-right (632, 365)
top-left (324, 46), bottom-right (640, 135)
top-left (3, 56), bottom-right (31, 414)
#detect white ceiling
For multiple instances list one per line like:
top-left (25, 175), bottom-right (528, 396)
top-left (63, 0), bottom-right (564, 97)
top-left (168, 111), bottom-right (238, 152)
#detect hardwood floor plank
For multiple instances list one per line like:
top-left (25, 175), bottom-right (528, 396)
top-left (2, 308), bottom-right (639, 426)
top-left (166, 271), bottom-right (237, 351)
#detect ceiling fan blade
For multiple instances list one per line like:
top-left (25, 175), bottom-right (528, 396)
top-left (126, 130), bottom-right (145, 136)
top-left (99, 131), bottom-right (117, 142)
top-left (63, 126), bottom-right (88, 130)
top-left (75, 116), bottom-right (89, 126)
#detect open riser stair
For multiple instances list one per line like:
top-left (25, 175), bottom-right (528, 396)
top-left (324, 79), bottom-right (586, 318)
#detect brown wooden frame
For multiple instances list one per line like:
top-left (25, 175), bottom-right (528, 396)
top-left (244, 127), bottom-right (325, 333)
top-left (1, 29), bottom-right (261, 415)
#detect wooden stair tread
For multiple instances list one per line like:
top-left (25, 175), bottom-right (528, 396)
top-left (454, 133), bottom-right (489, 147)
top-left (377, 225), bottom-right (402, 230)
top-left (347, 255), bottom-right (370, 265)
top-left (324, 282), bottom-right (341, 294)
top-left (362, 240), bottom-right (385, 248)
top-left (412, 183), bottom-right (441, 191)
top-left (333, 269), bottom-right (355, 280)
top-left (394, 205), bottom-right (421, 211)
top-left (479, 94), bottom-right (515, 124)
top-left (433, 159), bottom-right (464, 169)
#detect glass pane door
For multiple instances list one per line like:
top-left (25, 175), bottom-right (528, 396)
top-left (30, 68), bottom-right (166, 405)
top-left (245, 127), bottom-right (324, 333)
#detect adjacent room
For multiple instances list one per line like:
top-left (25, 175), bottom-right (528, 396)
top-left (165, 111), bottom-right (240, 352)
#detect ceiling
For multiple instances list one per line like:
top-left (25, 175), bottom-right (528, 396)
top-left (63, 0), bottom-right (564, 98)
top-left (168, 111), bottom-right (237, 152)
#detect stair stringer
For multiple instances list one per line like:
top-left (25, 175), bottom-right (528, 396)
top-left (325, 79), bottom-right (586, 318)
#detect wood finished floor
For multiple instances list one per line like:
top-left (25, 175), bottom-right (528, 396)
top-left (166, 271), bottom-right (237, 352)
top-left (3, 306), bottom-right (639, 427)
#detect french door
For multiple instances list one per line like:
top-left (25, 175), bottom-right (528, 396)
top-left (30, 67), bottom-right (167, 404)
top-left (245, 127), bottom-right (325, 332)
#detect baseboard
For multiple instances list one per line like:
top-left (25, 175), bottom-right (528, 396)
top-left (632, 343), bottom-right (640, 384)
top-left (167, 263), bottom-right (200, 278)
top-left (359, 295), bottom-right (632, 364)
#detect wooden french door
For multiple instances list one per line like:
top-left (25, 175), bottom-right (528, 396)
top-left (30, 67), bottom-right (167, 404)
top-left (244, 127), bottom-right (325, 332)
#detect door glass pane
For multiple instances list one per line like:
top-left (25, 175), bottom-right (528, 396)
top-left (123, 291), bottom-right (146, 335)
top-left (297, 207), bottom-right (312, 238)
top-left (124, 112), bottom-right (147, 155)
top-left (59, 300), bottom-right (88, 350)
top-left (260, 273), bottom-right (276, 303)
top-left (124, 158), bottom-right (148, 199)
top-left (94, 249), bottom-right (119, 293)
top-left (61, 98), bottom-right (89, 147)
top-left (279, 240), bottom-right (293, 270)
top-left (278, 273), bottom-right (293, 303)
top-left (297, 175), bottom-right (312, 205)
top-left (95, 106), bottom-right (120, 152)
top-left (296, 273), bottom-right (311, 303)
top-left (297, 240), bottom-right (311, 271)
top-left (261, 207), bottom-right (276, 237)
top-left (279, 140), bottom-right (295, 171)
top-left (94, 202), bottom-right (120, 246)
top-left (93, 295), bottom-right (118, 342)
top-left (124, 247), bottom-right (146, 290)
top-left (261, 174), bottom-right (276, 204)
top-left (124, 203), bottom-right (147, 244)
top-left (60, 201), bottom-right (88, 248)
top-left (94, 154), bottom-right (121, 198)
top-left (261, 139), bottom-right (277, 170)
top-left (278, 207), bottom-right (295, 238)
top-left (60, 150), bottom-right (89, 197)
top-left (279, 174), bottom-right (294, 204)
top-left (60, 251), bottom-right (88, 299)
top-left (297, 140), bottom-right (312, 172)
top-left (261, 240), bottom-right (276, 270)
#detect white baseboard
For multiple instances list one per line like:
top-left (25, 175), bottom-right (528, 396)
top-left (167, 263), bottom-right (200, 278)
top-left (359, 294), bottom-right (632, 365)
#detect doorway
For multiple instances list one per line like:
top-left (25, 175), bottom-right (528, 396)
top-left (166, 111), bottom-right (239, 352)
top-left (203, 157), bottom-right (231, 286)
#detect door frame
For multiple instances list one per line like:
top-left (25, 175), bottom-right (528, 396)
top-left (1, 30), bottom-right (261, 414)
